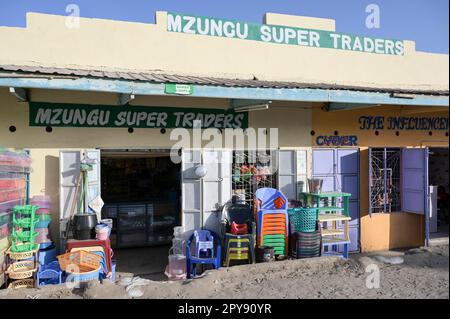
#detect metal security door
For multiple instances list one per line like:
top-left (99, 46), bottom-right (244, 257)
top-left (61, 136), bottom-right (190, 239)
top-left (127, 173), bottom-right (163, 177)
top-left (401, 148), bottom-right (429, 245)
top-left (278, 150), bottom-right (308, 200)
top-left (181, 149), bottom-right (232, 238)
top-left (202, 149), bottom-right (232, 235)
top-left (181, 149), bottom-right (202, 239)
top-left (312, 148), bottom-right (360, 252)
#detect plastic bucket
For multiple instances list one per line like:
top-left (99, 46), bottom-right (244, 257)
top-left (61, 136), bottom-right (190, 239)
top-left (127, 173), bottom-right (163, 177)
top-left (173, 226), bottom-right (184, 238)
top-left (307, 178), bottom-right (323, 194)
top-left (255, 246), bottom-right (275, 263)
top-left (167, 254), bottom-right (186, 277)
top-left (100, 219), bottom-right (113, 236)
top-left (30, 195), bottom-right (51, 209)
top-left (172, 238), bottom-right (184, 255)
top-left (96, 232), bottom-right (108, 241)
top-left (36, 208), bottom-right (51, 215)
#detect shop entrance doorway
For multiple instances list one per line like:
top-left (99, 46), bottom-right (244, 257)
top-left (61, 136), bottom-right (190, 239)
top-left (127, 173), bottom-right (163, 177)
top-left (428, 147), bottom-right (449, 240)
top-left (100, 149), bottom-right (181, 280)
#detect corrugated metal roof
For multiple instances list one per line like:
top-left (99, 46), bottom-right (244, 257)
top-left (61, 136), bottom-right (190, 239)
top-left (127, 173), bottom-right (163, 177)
top-left (0, 64), bottom-right (448, 96)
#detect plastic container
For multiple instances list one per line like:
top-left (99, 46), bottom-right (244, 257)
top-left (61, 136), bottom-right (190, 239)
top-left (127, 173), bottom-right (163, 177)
top-left (255, 246), bottom-right (275, 263)
top-left (173, 226), bottom-right (184, 238)
top-left (65, 266), bottom-right (100, 283)
top-left (57, 250), bottom-right (102, 272)
top-left (6, 260), bottom-right (37, 279)
top-left (172, 237), bottom-right (184, 255)
top-left (36, 228), bottom-right (49, 235)
top-left (37, 261), bottom-right (62, 287)
top-left (0, 189), bottom-right (25, 202)
top-left (36, 208), bottom-right (51, 215)
top-left (12, 230), bottom-right (38, 242)
top-left (35, 220), bottom-right (51, 229)
top-left (307, 178), bottom-right (323, 194)
top-left (30, 196), bottom-right (51, 209)
top-left (100, 219), bottom-right (113, 236)
top-left (8, 278), bottom-right (35, 289)
top-left (13, 216), bottom-right (39, 228)
top-left (10, 242), bottom-right (40, 254)
top-left (288, 208), bottom-right (318, 233)
top-left (96, 232), bottom-right (108, 240)
top-left (13, 205), bottom-right (39, 216)
top-left (165, 250), bottom-right (186, 281)
top-left (73, 214), bottom-right (97, 240)
top-left (0, 224), bottom-right (10, 238)
top-left (38, 244), bottom-right (57, 266)
top-left (35, 234), bottom-right (51, 243)
top-left (95, 223), bottom-right (109, 240)
top-left (0, 179), bottom-right (26, 189)
top-left (39, 242), bottom-right (53, 250)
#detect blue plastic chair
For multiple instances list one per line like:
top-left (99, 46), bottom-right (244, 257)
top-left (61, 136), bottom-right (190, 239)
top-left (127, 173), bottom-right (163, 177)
top-left (186, 229), bottom-right (221, 279)
top-left (254, 188), bottom-right (289, 238)
top-left (37, 261), bottom-right (63, 287)
top-left (194, 230), bottom-right (214, 258)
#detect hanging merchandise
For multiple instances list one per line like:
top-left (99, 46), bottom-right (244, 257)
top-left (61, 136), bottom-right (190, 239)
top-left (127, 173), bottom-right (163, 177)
top-left (66, 153), bottom-right (98, 241)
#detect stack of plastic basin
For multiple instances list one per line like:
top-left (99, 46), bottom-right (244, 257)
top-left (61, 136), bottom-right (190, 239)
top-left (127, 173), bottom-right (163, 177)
top-left (31, 196), bottom-right (53, 249)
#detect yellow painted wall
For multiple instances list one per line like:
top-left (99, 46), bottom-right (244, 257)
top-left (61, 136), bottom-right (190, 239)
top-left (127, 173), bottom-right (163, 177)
top-left (312, 105), bottom-right (448, 252)
top-left (0, 12), bottom-right (448, 91)
top-left (0, 88), bottom-right (313, 246)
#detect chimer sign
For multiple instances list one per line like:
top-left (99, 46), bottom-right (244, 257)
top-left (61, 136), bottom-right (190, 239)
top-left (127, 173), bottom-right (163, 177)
top-left (29, 102), bottom-right (248, 129)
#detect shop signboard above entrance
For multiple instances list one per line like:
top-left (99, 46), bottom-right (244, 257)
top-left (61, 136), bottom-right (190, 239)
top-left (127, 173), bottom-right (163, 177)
top-left (167, 12), bottom-right (405, 55)
top-left (29, 102), bottom-right (248, 129)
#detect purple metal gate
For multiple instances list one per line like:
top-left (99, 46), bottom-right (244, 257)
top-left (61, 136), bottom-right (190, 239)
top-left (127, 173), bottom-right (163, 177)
top-left (312, 148), bottom-right (360, 252)
top-left (401, 148), bottom-right (429, 245)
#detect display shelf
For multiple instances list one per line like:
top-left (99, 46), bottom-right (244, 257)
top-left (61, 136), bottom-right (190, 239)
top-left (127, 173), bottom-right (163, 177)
top-left (322, 237), bottom-right (351, 245)
top-left (317, 207), bottom-right (345, 212)
top-left (321, 229), bottom-right (345, 237)
top-left (318, 214), bottom-right (351, 222)
top-left (302, 191), bottom-right (351, 259)
top-left (103, 201), bottom-right (178, 248)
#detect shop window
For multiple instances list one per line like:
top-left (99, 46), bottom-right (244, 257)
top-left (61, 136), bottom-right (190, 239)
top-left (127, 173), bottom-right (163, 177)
top-left (369, 148), bottom-right (401, 213)
top-left (231, 150), bottom-right (278, 208)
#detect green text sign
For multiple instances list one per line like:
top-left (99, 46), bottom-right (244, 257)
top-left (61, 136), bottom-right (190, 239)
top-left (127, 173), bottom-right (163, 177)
top-left (167, 12), bottom-right (404, 55)
top-left (29, 102), bottom-right (248, 129)
top-left (165, 83), bottom-right (194, 95)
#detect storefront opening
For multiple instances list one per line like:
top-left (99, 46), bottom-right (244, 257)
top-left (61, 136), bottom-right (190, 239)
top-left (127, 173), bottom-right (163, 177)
top-left (100, 149), bottom-right (181, 280)
top-left (429, 147), bottom-right (449, 236)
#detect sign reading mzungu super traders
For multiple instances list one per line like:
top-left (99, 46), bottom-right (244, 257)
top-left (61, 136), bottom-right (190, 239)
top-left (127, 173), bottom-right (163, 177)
top-left (29, 102), bottom-right (248, 129)
top-left (167, 12), bottom-right (405, 55)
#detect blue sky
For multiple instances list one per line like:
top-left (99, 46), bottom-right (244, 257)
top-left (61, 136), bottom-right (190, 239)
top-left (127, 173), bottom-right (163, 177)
top-left (0, 0), bottom-right (448, 54)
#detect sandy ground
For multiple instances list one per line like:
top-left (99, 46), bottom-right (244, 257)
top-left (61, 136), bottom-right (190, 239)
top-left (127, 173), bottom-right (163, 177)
top-left (0, 245), bottom-right (448, 299)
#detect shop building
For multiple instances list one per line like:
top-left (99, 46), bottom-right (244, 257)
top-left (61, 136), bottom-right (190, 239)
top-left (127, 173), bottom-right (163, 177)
top-left (0, 11), bottom-right (448, 262)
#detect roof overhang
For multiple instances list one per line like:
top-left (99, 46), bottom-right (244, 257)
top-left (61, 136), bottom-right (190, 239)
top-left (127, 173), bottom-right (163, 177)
top-left (0, 65), bottom-right (448, 108)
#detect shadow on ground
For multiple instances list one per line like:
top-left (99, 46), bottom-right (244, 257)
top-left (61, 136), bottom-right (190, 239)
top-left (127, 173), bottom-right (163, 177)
top-left (114, 245), bottom-right (170, 281)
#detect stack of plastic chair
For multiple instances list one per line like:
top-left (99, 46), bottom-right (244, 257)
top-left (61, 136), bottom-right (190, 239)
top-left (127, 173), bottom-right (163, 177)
top-left (254, 188), bottom-right (288, 256)
top-left (220, 199), bottom-right (255, 267)
top-left (185, 229), bottom-right (221, 279)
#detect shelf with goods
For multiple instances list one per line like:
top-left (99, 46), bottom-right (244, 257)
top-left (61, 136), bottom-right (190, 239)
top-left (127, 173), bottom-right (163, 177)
top-left (300, 192), bottom-right (352, 258)
top-left (0, 149), bottom-right (32, 288)
top-left (231, 150), bottom-right (278, 208)
top-left (5, 205), bottom-right (40, 289)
